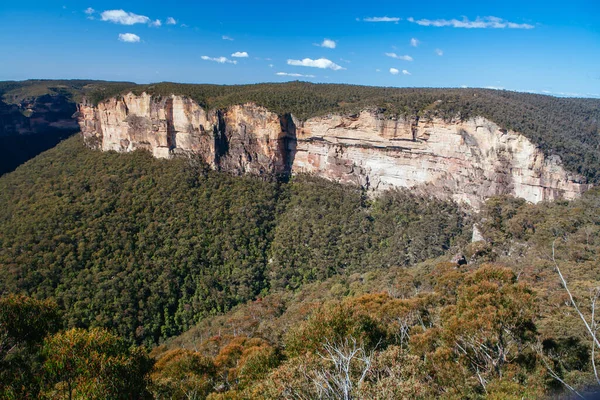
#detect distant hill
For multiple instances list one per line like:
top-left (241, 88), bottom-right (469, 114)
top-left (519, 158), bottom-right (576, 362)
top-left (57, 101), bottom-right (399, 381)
top-left (0, 80), bottom-right (133, 175)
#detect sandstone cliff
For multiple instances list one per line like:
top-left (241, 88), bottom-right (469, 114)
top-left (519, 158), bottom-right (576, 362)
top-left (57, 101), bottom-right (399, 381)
top-left (78, 93), bottom-right (591, 208)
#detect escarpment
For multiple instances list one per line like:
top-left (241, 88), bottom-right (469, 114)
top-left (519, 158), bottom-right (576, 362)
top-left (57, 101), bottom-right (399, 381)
top-left (78, 93), bottom-right (591, 208)
top-left (78, 93), bottom-right (295, 176)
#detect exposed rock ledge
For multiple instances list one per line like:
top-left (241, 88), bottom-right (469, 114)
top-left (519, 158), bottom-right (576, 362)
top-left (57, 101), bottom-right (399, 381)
top-left (77, 93), bottom-right (591, 209)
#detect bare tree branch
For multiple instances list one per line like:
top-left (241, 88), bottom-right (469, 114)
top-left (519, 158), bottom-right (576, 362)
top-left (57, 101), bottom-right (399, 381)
top-left (552, 239), bottom-right (600, 350)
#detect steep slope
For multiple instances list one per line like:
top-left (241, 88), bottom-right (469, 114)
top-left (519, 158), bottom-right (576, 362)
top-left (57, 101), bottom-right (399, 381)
top-left (0, 136), bottom-right (468, 344)
top-left (88, 82), bottom-right (600, 184)
top-left (152, 188), bottom-right (600, 399)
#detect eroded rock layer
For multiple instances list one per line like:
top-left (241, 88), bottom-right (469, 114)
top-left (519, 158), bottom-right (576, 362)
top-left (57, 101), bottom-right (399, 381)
top-left (78, 93), bottom-right (591, 208)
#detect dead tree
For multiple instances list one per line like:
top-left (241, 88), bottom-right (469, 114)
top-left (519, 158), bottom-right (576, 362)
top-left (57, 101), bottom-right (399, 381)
top-left (311, 338), bottom-right (374, 400)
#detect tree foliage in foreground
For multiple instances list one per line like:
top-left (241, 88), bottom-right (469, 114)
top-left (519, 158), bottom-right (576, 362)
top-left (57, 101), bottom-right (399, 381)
top-left (0, 295), bottom-right (61, 399)
top-left (157, 189), bottom-right (600, 398)
top-left (43, 328), bottom-right (153, 399)
top-left (150, 265), bottom-right (544, 399)
top-left (0, 295), bottom-right (152, 400)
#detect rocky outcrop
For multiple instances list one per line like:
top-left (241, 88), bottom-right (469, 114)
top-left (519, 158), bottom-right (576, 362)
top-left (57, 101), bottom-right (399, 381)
top-left (78, 93), bottom-right (591, 208)
top-left (294, 111), bottom-right (590, 207)
top-left (78, 93), bottom-right (294, 176)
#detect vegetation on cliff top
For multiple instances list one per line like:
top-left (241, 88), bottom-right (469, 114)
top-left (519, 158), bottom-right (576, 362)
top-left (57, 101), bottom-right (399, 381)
top-left (2, 79), bottom-right (599, 182)
top-left (95, 81), bottom-right (600, 184)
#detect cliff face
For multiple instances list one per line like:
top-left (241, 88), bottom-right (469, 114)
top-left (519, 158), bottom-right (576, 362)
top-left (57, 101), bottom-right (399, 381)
top-left (78, 93), bottom-right (294, 175)
top-left (78, 93), bottom-right (590, 208)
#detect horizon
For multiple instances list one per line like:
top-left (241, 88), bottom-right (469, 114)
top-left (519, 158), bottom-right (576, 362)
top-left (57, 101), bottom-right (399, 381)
top-left (1, 0), bottom-right (599, 98)
top-left (4, 78), bottom-right (599, 100)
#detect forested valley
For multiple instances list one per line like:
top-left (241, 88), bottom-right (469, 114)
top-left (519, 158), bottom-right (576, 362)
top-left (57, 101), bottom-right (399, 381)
top-left (1, 80), bottom-right (600, 398)
top-left (2, 135), bottom-right (600, 398)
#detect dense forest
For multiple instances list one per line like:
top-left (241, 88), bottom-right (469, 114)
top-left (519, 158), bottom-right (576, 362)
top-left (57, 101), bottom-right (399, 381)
top-left (0, 137), bottom-right (469, 346)
top-left (4, 175), bottom-right (600, 397)
top-left (150, 186), bottom-right (600, 399)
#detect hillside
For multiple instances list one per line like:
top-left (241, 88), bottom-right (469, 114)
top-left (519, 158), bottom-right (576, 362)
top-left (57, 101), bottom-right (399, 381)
top-left (0, 136), bottom-right (469, 345)
top-left (3, 137), bottom-right (600, 398)
top-left (1, 81), bottom-right (600, 398)
top-left (151, 186), bottom-right (600, 399)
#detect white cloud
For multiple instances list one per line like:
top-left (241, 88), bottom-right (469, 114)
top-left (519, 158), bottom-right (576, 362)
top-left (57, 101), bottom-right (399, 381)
top-left (118, 33), bottom-right (140, 43)
top-left (287, 58), bottom-right (345, 70)
top-left (150, 19), bottom-right (161, 27)
top-left (402, 69), bottom-right (411, 75)
top-left (101, 9), bottom-right (150, 25)
top-left (269, 64), bottom-right (274, 68)
top-left (376, 68), bottom-right (381, 72)
top-left (410, 38), bottom-right (419, 47)
top-left (407, 16), bottom-right (534, 29)
top-left (166, 17), bottom-right (177, 25)
top-left (435, 48), bottom-right (444, 56)
top-left (276, 72), bottom-right (316, 78)
top-left (389, 68), bottom-right (399, 75)
top-left (316, 39), bottom-right (336, 49)
top-left (385, 52), bottom-right (413, 61)
top-left (231, 51), bottom-right (249, 58)
top-left (201, 56), bottom-right (237, 64)
top-left (222, 35), bottom-right (234, 41)
top-left (84, 7), bottom-right (95, 14)
top-left (363, 16), bottom-right (400, 22)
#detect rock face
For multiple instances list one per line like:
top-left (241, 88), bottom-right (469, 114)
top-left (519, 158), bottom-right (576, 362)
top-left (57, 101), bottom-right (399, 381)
top-left (78, 93), bottom-right (294, 176)
top-left (78, 93), bottom-right (591, 208)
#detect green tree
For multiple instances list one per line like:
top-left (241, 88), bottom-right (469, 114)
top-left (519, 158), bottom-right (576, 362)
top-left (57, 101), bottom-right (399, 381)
top-left (42, 328), bottom-right (153, 400)
top-left (150, 348), bottom-right (216, 400)
top-left (0, 295), bottom-right (61, 399)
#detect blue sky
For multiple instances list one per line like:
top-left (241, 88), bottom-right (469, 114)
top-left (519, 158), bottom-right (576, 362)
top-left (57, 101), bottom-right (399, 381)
top-left (1, 0), bottom-right (599, 97)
